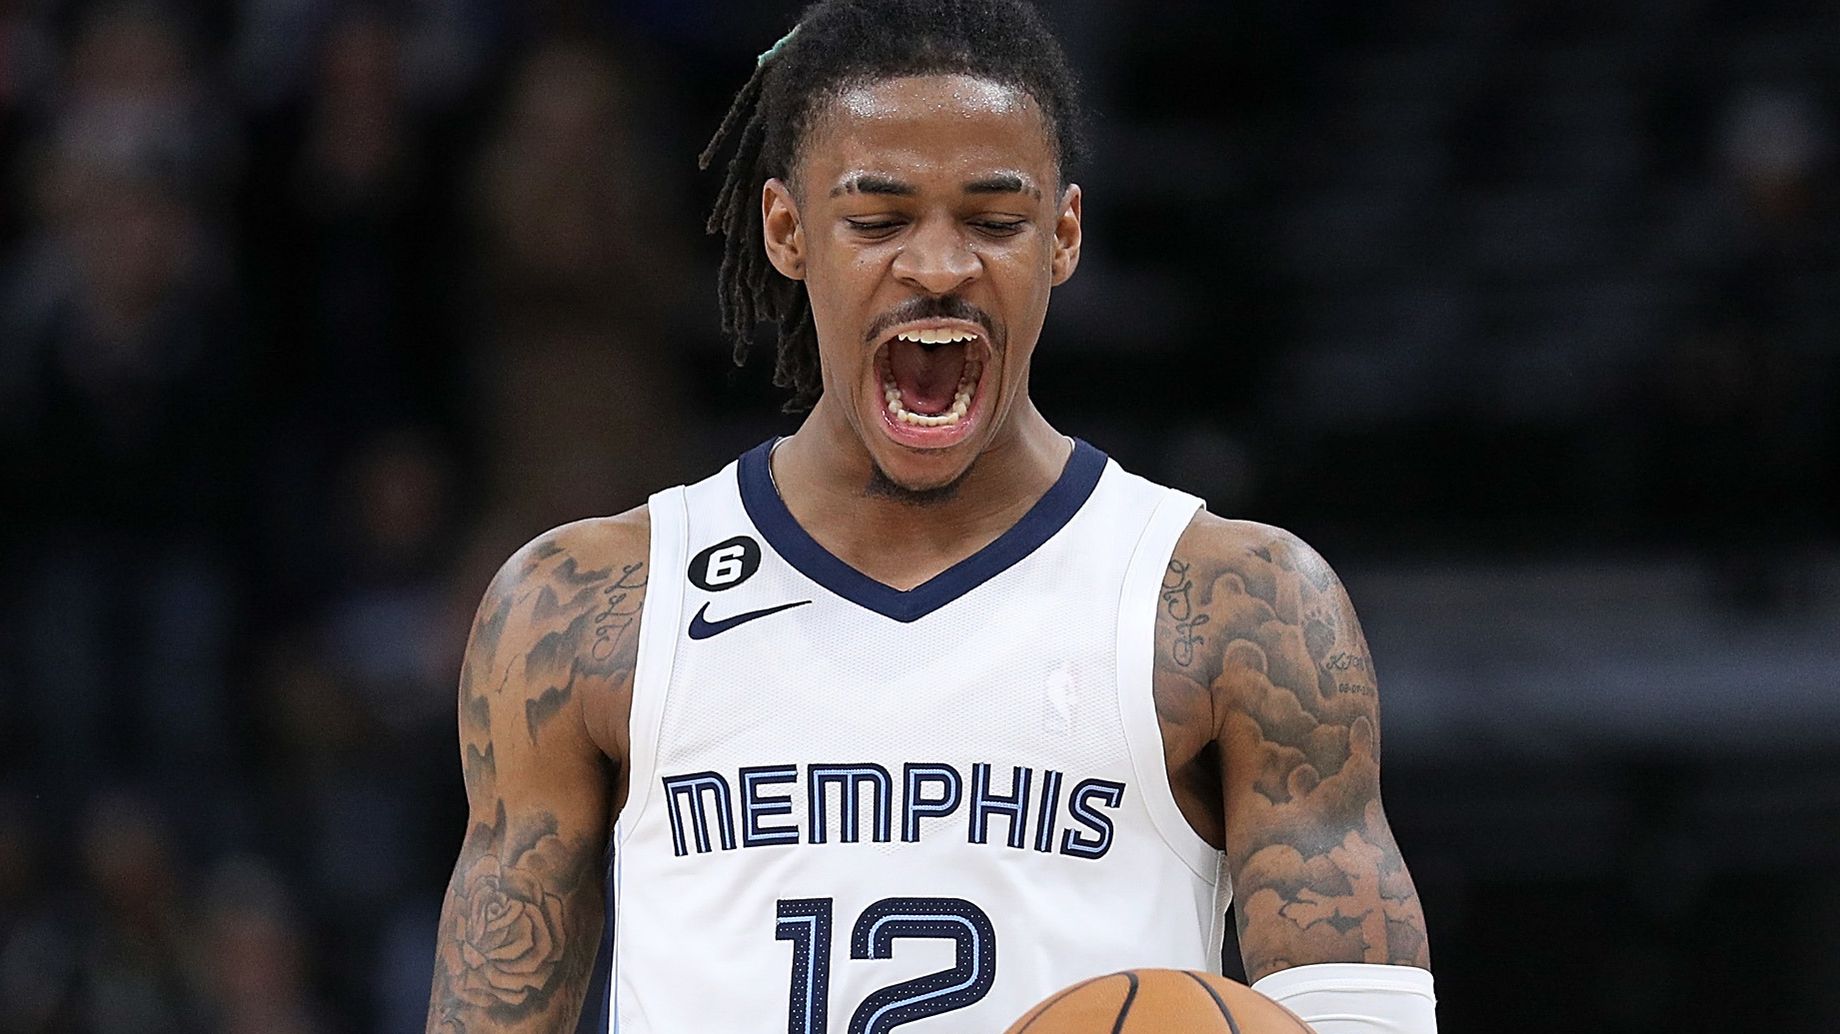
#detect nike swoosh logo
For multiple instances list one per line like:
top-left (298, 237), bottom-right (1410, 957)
top-left (687, 600), bottom-right (812, 640)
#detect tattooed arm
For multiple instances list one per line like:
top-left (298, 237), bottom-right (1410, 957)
top-left (1154, 514), bottom-right (1429, 983)
top-left (426, 510), bottom-right (648, 1034)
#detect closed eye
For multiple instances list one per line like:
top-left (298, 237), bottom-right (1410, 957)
top-left (974, 220), bottom-right (1027, 237)
top-left (845, 218), bottom-right (905, 238)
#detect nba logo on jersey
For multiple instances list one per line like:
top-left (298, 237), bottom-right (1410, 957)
top-left (608, 439), bottom-right (1228, 1032)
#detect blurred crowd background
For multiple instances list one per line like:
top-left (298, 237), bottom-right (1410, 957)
top-left (0, 0), bottom-right (1835, 1032)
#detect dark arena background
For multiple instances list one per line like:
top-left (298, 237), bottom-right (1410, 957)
top-left (2, 1), bottom-right (1837, 1032)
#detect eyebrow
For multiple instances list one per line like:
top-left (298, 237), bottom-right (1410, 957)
top-left (963, 172), bottom-right (1042, 199)
top-left (828, 171), bottom-right (1045, 200)
top-left (830, 173), bottom-right (916, 198)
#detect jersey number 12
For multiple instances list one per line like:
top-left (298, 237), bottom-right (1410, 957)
top-left (775, 896), bottom-right (996, 1034)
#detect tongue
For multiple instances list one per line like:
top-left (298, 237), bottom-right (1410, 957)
top-left (889, 340), bottom-right (967, 415)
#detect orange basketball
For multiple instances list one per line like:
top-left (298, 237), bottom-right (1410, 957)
top-left (1004, 969), bottom-right (1315, 1034)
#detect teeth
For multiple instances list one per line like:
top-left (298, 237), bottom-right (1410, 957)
top-left (895, 328), bottom-right (979, 345)
top-left (879, 358), bottom-right (984, 428)
top-left (899, 411), bottom-right (959, 427)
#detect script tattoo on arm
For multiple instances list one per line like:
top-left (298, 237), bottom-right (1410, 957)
top-left (428, 524), bottom-right (647, 1033)
top-left (1160, 559), bottom-right (1211, 669)
top-left (1156, 522), bottom-right (1429, 982)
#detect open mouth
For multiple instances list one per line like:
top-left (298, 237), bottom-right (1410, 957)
top-left (872, 322), bottom-right (992, 444)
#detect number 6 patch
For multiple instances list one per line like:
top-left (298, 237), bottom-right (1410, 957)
top-left (689, 535), bottom-right (762, 591)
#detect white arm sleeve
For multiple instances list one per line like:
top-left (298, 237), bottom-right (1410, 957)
top-left (1250, 963), bottom-right (1437, 1034)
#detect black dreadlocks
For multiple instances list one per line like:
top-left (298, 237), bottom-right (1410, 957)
top-left (698, 0), bottom-right (1086, 412)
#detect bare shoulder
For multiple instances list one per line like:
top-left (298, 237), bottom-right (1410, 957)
top-left (460, 505), bottom-right (652, 778)
top-left (1156, 508), bottom-right (1376, 786)
top-left (493, 505), bottom-right (652, 600)
top-left (1173, 512), bottom-right (1341, 598)
top-left (1158, 511), bottom-right (1352, 688)
top-left (1152, 512), bottom-right (1351, 848)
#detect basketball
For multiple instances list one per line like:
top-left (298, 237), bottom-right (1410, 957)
top-left (1005, 969), bottom-right (1315, 1034)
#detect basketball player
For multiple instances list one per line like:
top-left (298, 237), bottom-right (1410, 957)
top-left (424, 2), bottom-right (1436, 1032)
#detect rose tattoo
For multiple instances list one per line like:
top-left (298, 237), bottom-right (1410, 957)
top-left (439, 845), bottom-right (570, 1009)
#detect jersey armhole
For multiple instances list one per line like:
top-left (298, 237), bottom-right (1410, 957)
top-left (1114, 490), bottom-right (1223, 884)
top-left (615, 484), bottom-right (689, 844)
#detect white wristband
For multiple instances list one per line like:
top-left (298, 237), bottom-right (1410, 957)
top-left (1250, 963), bottom-right (1437, 1034)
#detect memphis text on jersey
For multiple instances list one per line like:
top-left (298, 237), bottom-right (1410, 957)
top-left (660, 762), bottom-right (1126, 860)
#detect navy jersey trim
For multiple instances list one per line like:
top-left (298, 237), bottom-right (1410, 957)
top-left (737, 438), bottom-right (1108, 622)
top-left (596, 831), bottom-right (616, 1032)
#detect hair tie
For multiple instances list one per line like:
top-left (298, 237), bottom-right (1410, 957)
top-left (757, 23), bottom-right (801, 67)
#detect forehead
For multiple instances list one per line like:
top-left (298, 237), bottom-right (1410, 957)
top-left (798, 74), bottom-right (1056, 189)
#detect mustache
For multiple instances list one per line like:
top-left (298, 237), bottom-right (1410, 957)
top-left (863, 296), bottom-right (1001, 347)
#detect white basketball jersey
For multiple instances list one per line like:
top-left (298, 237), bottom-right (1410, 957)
top-left (608, 439), bottom-right (1228, 1033)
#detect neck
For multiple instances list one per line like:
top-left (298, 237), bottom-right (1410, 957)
top-left (769, 396), bottom-right (1070, 590)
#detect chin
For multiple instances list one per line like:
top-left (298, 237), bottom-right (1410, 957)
top-left (864, 447), bottom-right (979, 504)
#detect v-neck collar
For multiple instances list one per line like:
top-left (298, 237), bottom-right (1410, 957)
top-left (737, 438), bottom-right (1108, 623)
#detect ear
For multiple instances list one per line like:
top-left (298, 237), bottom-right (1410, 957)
top-left (762, 177), bottom-right (806, 281)
top-left (1050, 183), bottom-right (1082, 286)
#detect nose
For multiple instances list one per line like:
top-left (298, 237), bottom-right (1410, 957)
top-left (891, 218), bottom-right (980, 296)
